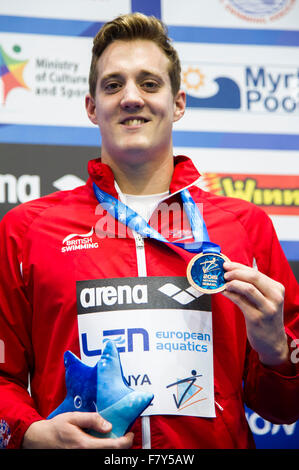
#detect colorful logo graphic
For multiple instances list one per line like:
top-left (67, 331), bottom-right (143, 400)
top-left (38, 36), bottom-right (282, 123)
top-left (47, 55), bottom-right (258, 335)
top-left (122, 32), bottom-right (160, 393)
top-left (0, 44), bottom-right (29, 105)
top-left (220, 0), bottom-right (295, 22)
top-left (182, 66), bottom-right (241, 109)
top-left (202, 173), bottom-right (299, 215)
top-left (166, 370), bottom-right (207, 411)
top-left (0, 419), bottom-right (11, 448)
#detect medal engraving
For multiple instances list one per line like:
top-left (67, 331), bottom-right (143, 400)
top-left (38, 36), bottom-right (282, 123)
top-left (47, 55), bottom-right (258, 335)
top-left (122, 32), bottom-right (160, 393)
top-left (187, 252), bottom-right (230, 294)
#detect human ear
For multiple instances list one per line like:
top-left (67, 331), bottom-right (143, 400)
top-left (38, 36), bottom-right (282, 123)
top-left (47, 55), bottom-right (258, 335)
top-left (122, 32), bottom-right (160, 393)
top-left (85, 94), bottom-right (98, 125)
top-left (173, 90), bottom-right (186, 123)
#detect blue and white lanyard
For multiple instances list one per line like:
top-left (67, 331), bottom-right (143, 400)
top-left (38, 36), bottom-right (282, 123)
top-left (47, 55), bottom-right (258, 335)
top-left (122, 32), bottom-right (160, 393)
top-left (93, 182), bottom-right (220, 255)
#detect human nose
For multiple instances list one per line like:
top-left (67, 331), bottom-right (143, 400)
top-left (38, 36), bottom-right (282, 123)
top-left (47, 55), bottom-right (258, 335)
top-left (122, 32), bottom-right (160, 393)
top-left (120, 81), bottom-right (144, 110)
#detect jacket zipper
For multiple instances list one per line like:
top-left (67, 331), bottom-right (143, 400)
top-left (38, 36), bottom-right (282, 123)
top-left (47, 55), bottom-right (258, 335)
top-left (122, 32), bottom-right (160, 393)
top-left (134, 232), bottom-right (147, 276)
top-left (133, 231), bottom-right (151, 449)
top-left (118, 178), bottom-right (202, 448)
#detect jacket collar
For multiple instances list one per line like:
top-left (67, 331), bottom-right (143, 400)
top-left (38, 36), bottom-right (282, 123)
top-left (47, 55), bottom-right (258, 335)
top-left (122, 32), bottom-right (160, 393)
top-left (87, 155), bottom-right (201, 199)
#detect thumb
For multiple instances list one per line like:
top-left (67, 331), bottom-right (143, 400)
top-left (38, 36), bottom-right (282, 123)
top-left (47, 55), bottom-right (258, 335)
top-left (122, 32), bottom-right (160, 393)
top-left (69, 411), bottom-right (112, 434)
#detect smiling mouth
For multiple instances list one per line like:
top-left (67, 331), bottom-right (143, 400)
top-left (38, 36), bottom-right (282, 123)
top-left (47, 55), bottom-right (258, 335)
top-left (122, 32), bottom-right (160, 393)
top-left (121, 118), bottom-right (149, 126)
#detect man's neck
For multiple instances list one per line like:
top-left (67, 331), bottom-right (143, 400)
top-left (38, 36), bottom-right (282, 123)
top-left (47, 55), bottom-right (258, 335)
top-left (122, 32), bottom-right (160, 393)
top-left (102, 154), bottom-right (174, 195)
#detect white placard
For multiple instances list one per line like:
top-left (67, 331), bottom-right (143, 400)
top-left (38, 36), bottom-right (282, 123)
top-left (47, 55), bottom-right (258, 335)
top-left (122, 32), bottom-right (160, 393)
top-left (78, 308), bottom-right (216, 418)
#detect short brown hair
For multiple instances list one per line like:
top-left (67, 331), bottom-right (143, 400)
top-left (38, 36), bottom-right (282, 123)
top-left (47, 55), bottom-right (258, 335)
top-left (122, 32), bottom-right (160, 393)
top-left (88, 13), bottom-right (181, 98)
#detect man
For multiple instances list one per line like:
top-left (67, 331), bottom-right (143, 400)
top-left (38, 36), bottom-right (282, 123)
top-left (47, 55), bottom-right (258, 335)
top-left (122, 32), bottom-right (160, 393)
top-left (0, 13), bottom-right (298, 449)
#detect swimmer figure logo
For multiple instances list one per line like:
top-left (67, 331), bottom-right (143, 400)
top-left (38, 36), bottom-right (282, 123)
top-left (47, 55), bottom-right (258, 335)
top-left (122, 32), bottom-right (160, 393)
top-left (201, 258), bottom-right (218, 274)
top-left (166, 370), bottom-right (207, 411)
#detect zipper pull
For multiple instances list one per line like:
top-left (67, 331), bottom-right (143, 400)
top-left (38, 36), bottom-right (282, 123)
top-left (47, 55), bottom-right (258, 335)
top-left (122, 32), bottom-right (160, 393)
top-left (135, 233), bottom-right (144, 248)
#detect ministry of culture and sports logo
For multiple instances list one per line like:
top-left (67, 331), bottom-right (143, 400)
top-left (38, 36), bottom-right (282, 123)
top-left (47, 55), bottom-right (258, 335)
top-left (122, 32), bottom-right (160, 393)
top-left (220, 0), bottom-right (295, 22)
top-left (0, 44), bottom-right (29, 105)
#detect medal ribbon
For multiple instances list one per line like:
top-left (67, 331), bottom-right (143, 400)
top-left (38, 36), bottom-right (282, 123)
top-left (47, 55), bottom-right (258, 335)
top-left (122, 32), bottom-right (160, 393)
top-left (93, 182), bottom-right (220, 254)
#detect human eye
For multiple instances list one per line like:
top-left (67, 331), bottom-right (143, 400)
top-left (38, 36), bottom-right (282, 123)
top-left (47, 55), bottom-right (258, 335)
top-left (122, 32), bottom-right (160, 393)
top-left (141, 80), bottom-right (160, 92)
top-left (103, 81), bottom-right (122, 94)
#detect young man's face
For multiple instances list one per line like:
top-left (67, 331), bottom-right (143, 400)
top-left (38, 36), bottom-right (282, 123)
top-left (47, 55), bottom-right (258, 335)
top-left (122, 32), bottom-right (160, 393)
top-left (86, 39), bottom-right (185, 166)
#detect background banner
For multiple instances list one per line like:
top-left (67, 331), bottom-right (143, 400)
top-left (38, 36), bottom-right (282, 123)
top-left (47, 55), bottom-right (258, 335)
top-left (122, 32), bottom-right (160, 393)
top-left (0, 0), bottom-right (298, 449)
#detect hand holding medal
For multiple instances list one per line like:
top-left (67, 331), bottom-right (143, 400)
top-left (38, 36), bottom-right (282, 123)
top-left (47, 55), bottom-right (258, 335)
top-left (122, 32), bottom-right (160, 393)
top-left (220, 262), bottom-right (291, 372)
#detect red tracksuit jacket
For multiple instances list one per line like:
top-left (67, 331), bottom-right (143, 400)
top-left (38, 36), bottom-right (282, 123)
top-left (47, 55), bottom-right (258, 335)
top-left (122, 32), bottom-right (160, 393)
top-left (0, 156), bottom-right (298, 449)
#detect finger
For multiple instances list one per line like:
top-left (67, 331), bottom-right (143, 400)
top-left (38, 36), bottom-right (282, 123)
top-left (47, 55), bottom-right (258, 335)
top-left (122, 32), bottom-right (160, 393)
top-left (222, 286), bottom-right (259, 314)
top-left (223, 261), bottom-right (247, 272)
top-left (223, 262), bottom-right (284, 301)
top-left (78, 431), bottom-right (134, 450)
top-left (68, 411), bottom-right (112, 434)
top-left (65, 412), bottom-right (134, 449)
top-left (224, 279), bottom-right (266, 311)
top-left (86, 432), bottom-right (134, 450)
